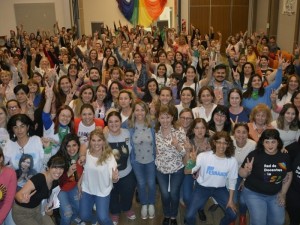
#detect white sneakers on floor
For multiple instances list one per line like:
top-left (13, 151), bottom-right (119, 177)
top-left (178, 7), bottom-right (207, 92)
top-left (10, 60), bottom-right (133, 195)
top-left (148, 204), bottom-right (155, 219)
top-left (141, 205), bottom-right (148, 219)
top-left (141, 204), bottom-right (155, 219)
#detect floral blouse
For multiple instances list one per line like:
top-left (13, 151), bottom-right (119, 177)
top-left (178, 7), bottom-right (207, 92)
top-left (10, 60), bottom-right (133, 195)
top-left (155, 126), bottom-right (186, 174)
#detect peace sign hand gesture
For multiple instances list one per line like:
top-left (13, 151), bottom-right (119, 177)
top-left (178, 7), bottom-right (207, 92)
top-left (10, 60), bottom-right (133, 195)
top-left (244, 157), bottom-right (254, 175)
top-left (45, 81), bottom-right (54, 100)
top-left (231, 68), bottom-right (240, 81)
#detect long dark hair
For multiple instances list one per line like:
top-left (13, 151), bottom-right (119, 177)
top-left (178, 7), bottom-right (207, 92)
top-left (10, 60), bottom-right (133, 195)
top-left (142, 78), bottom-right (160, 103)
top-left (55, 133), bottom-right (80, 169)
top-left (243, 74), bottom-right (265, 98)
top-left (208, 105), bottom-right (231, 132)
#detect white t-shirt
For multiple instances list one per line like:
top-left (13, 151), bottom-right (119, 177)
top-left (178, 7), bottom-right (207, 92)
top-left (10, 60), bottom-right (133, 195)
top-left (4, 136), bottom-right (44, 172)
top-left (192, 151), bottom-right (238, 190)
top-left (77, 121), bottom-right (96, 145)
top-left (271, 120), bottom-right (300, 147)
top-left (82, 150), bottom-right (117, 197)
top-left (231, 137), bottom-right (256, 168)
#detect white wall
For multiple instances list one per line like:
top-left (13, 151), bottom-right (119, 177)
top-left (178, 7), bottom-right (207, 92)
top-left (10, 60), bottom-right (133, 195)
top-left (277, 0), bottom-right (297, 52)
top-left (181, 0), bottom-right (189, 32)
top-left (255, 0), bottom-right (269, 33)
top-left (0, 0), bottom-right (71, 37)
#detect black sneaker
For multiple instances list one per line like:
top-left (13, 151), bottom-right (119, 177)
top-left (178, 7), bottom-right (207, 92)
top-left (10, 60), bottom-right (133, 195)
top-left (208, 204), bottom-right (219, 212)
top-left (198, 209), bottom-right (207, 222)
top-left (163, 217), bottom-right (170, 225)
top-left (170, 218), bottom-right (177, 225)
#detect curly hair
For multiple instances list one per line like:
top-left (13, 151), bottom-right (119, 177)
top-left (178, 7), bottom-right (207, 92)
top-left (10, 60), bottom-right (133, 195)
top-left (210, 131), bottom-right (235, 158)
top-left (249, 103), bottom-right (272, 125)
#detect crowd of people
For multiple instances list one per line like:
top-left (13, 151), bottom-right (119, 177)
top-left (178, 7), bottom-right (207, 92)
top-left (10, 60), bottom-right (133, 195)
top-left (0, 20), bottom-right (300, 225)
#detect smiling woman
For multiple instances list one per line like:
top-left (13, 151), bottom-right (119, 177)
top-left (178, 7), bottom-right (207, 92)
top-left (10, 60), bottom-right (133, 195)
top-left (239, 129), bottom-right (292, 225)
top-left (13, 155), bottom-right (65, 225)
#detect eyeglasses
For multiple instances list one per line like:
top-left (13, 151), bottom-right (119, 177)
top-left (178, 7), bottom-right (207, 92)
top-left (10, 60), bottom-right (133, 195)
top-left (180, 117), bottom-right (193, 121)
top-left (8, 106), bottom-right (19, 111)
top-left (215, 140), bottom-right (228, 146)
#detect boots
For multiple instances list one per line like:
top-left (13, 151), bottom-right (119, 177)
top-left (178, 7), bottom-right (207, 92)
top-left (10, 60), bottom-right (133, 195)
top-left (239, 214), bottom-right (247, 225)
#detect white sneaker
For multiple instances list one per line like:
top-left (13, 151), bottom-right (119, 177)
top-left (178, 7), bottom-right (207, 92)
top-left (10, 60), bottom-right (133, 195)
top-left (141, 205), bottom-right (148, 219)
top-left (148, 204), bottom-right (155, 219)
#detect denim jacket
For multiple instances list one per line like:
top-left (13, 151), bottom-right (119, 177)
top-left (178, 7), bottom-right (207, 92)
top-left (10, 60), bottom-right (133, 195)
top-left (121, 120), bottom-right (156, 163)
top-left (208, 79), bottom-right (234, 106)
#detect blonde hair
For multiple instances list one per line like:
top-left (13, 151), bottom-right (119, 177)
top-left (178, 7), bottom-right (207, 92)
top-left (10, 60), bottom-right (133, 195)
top-left (118, 89), bottom-right (136, 109)
top-left (128, 100), bottom-right (151, 128)
top-left (249, 103), bottom-right (273, 125)
top-left (89, 128), bottom-right (113, 165)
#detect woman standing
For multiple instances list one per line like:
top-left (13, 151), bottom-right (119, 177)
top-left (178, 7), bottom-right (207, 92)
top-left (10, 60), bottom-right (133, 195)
top-left (185, 131), bottom-right (238, 225)
top-left (0, 147), bottom-right (17, 225)
top-left (123, 101), bottom-right (156, 220)
top-left (208, 105), bottom-right (232, 134)
top-left (106, 111), bottom-right (136, 225)
top-left (182, 118), bottom-right (211, 221)
top-left (242, 56), bottom-right (284, 110)
top-left (93, 84), bottom-right (109, 119)
top-left (228, 88), bottom-right (250, 123)
top-left (117, 90), bottom-right (135, 123)
top-left (74, 104), bottom-right (104, 143)
top-left (231, 123), bottom-right (256, 225)
top-left (78, 129), bottom-right (118, 225)
top-left (13, 156), bottom-right (65, 225)
top-left (176, 87), bottom-right (197, 116)
top-left (4, 114), bottom-right (44, 172)
top-left (192, 86), bottom-right (217, 122)
top-left (239, 129), bottom-right (292, 225)
top-left (42, 82), bottom-right (75, 157)
top-left (271, 103), bottom-right (300, 147)
top-left (55, 134), bottom-right (83, 225)
top-left (247, 104), bottom-right (273, 142)
top-left (155, 105), bottom-right (186, 225)
top-left (69, 85), bottom-right (95, 117)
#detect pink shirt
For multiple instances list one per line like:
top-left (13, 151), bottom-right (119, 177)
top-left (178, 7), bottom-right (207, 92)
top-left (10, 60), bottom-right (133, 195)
top-left (0, 167), bottom-right (17, 223)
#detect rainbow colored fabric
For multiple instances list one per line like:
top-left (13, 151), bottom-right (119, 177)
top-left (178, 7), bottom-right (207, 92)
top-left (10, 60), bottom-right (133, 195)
top-left (116, 0), bottom-right (167, 27)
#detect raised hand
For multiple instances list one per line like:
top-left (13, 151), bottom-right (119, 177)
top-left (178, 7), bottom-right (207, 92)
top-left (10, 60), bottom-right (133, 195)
top-left (244, 157), bottom-right (254, 174)
top-left (230, 116), bottom-right (239, 128)
top-left (45, 81), bottom-right (54, 100)
top-left (231, 68), bottom-right (240, 81)
top-left (270, 89), bottom-right (277, 103)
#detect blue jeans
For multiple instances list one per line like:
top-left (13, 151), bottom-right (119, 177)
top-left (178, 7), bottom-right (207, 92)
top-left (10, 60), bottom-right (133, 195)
top-left (185, 183), bottom-right (237, 225)
top-left (182, 174), bottom-right (195, 208)
top-left (79, 192), bottom-right (112, 225)
top-left (233, 176), bottom-right (247, 215)
top-left (109, 171), bottom-right (136, 214)
top-left (242, 187), bottom-right (285, 225)
top-left (2, 209), bottom-right (16, 225)
top-left (58, 185), bottom-right (80, 225)
top-left (156, 168), bottom-right (184, 218)
top-left (132, 161), bottom-right (156, 205)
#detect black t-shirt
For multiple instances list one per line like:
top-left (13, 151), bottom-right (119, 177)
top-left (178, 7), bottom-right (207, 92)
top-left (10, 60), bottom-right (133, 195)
top-left (242, 150), bottom-right (291, 195)
top-left (290, 152), bottom-right (300, 192)
top-left (16, 173), bottom-right (58, 208)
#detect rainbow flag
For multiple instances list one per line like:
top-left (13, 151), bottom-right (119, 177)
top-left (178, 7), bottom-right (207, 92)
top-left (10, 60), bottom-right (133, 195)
top-left (116, 0), bottom-right (167, 27)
